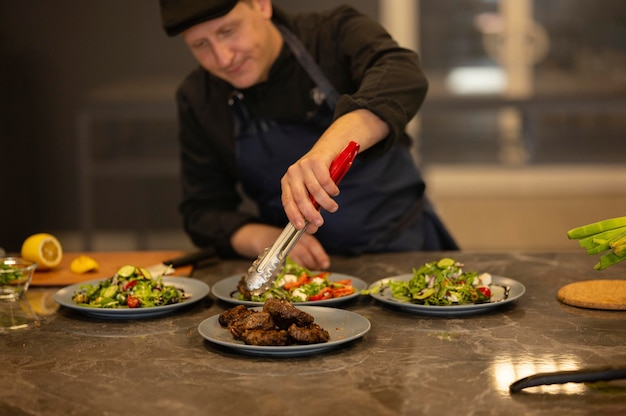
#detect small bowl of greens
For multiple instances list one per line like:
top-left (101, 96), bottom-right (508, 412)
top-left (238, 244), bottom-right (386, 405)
top-left (0, 257), bottom-right (37, 301)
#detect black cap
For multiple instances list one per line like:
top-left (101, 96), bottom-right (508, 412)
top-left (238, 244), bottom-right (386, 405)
top-left (160, 0), bottom-right (239, 36)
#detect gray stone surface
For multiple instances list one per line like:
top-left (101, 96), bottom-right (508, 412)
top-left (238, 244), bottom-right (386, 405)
top-left (2, 252), bottom-right (625, 415)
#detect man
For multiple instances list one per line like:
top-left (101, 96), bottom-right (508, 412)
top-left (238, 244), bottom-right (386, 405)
top-left (159, 0), bottom-right (458, 269)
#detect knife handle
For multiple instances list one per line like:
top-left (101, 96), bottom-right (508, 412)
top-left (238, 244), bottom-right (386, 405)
top-left (163, 247), bottom-right (217, 268)
top-left (509, 366), bottom-right (626, 393)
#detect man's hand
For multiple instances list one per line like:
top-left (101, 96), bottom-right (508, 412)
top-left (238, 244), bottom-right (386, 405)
top-left (231, 223), bottom-right (330, 270)
top-left (281, 145), bottom-right (340, 231)
top-left (280, 109), bottom-right (390, 231)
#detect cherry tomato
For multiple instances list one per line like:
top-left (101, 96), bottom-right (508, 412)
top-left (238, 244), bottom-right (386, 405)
top-left (331, 286), bottom-right (355, 298)
top-left (477, 286), bottom-right (491, 299)
top-left (126, 295), bottom-right (141, 308)
top-left (283, 273), bottom-right (309, 290)
top-left (309, 287), bottom-right (332, 301)
top-left (123, 280), bottom-right (138, 290)
top-left (314, 272), bottom-right (330, 279)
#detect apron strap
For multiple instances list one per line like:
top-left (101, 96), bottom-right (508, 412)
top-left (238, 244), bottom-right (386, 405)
top-left (277, 24), bottom-right (340, 111)
top-left (277, 24), bottom-right (452, 251)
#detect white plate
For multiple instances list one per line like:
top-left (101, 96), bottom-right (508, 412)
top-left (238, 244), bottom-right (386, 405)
top-left (198, 306), bottom-right (371, 357)
top-left (368, 274), bottom-right (525, 316)
top-left (53, 277), bottom-right (210, 319)
top-left (211, 273), bottom-right (367, 307)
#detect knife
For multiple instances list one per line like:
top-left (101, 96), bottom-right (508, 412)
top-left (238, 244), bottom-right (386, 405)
top-left (509, 366), bottom-right (626, 393)
top-left (145, 247), bottom-right (217, 276)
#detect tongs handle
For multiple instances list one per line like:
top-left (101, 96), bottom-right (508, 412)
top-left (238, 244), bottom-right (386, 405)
top-left (329, 140), bottom-right (360, 186)
top-left (275, 140), bottom-right (360, 255)
top-left (309, 140), bottom-right (360, 209)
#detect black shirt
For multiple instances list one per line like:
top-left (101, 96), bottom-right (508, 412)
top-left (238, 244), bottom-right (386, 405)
top-left (175, 5), bottom-right (429, 256)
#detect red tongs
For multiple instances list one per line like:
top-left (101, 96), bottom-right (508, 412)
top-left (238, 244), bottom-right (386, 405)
top-left (243, 141), bottom-right (360, 295)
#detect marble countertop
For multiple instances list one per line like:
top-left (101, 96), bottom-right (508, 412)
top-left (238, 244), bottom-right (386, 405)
top-left (2, 251), bottom-right (625, 415)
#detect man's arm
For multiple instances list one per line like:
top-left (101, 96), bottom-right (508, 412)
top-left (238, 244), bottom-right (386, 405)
top-left (280, 109), bottom-right (389, 231)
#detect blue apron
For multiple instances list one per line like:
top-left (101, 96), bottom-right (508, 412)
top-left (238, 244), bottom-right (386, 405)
top-left (230, 27), bottom-right (457, 255)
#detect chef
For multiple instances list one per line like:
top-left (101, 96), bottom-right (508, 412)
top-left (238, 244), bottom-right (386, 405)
top-left (159, 0), bottom-right (458, 269)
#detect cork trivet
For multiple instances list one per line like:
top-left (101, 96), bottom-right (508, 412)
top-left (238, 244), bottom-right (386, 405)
top-left (557, 280), bottom-right (626, 310)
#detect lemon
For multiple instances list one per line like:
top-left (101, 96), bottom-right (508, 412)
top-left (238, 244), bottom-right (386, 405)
top-left (21, 233), bottom-right (63, 270)
top-left (70, 255), bottom-right (99, 274)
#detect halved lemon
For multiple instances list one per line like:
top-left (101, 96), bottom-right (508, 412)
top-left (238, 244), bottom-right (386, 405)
top-left (70, 255), bottom-right (99, 274)
top-left (21, 233), bottom-right (63, 270)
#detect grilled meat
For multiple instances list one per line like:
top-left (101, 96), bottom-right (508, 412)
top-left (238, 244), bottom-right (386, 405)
top-left (218, 304), bottom-right (251, 327)
top-left (263, 298), bottom-right (314, 329)
top-left (227, 311), bottom-right (275, 340)
top-left (288, 323), bottom-right (330, 344)
top-left (237, 276), bottom-right (252, 300)
top-left (241, 329), bottom-right (290, 346)
top-left (218, 300), bottom-right (329, 346)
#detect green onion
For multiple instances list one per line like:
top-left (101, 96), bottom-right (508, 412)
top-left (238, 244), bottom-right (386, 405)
top-left (567, 216), bottom-right (626, 271)
top-left (567, 216), bottom-right (626, 239)
top-left (594, 252), bottom-right (626, 271)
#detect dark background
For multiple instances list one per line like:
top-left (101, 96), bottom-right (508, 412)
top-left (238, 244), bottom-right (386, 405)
top-left (0, 0), bottom-right (378, 252)
top-left (1, 0), bottom-right (624, 253)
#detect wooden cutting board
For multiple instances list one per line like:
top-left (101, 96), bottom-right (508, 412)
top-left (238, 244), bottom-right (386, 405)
top-left (31, 251), bottom-right (193, 286)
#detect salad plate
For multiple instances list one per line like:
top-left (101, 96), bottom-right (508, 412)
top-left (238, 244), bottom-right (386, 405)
top-left (53, 277), bottom-right (210, 319)
top-left (368, 274), bottom-right (525, 316)
top-left (211, 273), bottom-right (367, 307)
top-left (198, 306), bottom-right (371, 357)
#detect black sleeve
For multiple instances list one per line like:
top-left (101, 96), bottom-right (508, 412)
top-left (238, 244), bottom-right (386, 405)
top-left (294, 5), bottom-right (428, 157)
top-left (176, 73), bottom-right (258, 258)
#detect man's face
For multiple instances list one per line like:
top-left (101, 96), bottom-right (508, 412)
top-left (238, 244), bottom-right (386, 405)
top-left (182, 0), bottom-right (281, 89)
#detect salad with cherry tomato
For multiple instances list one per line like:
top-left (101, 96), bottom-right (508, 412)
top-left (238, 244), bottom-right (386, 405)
top-left (71, 265), bottom-right (187, 308)
top-left (238, 258), bottom-right (355, 303)
top-left (369, 258), bottom-right (494, 306)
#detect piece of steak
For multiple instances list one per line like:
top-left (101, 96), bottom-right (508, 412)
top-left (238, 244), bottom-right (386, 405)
top-left (241, 329), bottom-right (290, 346)
top-left (228, 311), bottom-right (276, 340)
top-left (218, 304), bottom-right (252, 327)
top-left (263, 298), bottom-right (314, 329)
top-left (236, 276), bottom-right (252, 300)
top-left (288, 323), bottom-right (330, 344)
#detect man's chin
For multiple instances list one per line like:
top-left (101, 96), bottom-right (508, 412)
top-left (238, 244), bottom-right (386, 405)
top-left (220, 69), bottom-right (266, 89)
top-left (212, 70), bottom-right (256, 89)
top-left (228, 77), bottom-right (260, 89)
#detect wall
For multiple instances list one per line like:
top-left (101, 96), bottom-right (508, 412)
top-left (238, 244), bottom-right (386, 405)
top-left (0, 0), bottom-right (376, 253)
top-left (1, 1), bottom-right (624, 254)
top-left (424, 165), bottom-right (626, 252)
top-left (0, 1), bottom-right (195, 251)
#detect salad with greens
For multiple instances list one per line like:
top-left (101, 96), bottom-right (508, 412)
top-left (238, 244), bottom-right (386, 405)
top-left (0, 263), bottom-right (28, 285)
top-left (367, 258), bottom-right (496, 306)
top-left (72, 265), bottom-right (188, 308)
top-left (237, 258), bottom-right (355, 302)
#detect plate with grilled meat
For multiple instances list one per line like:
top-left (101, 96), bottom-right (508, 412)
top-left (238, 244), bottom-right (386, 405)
top-left (198, 299), bottom-right (371, 357)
